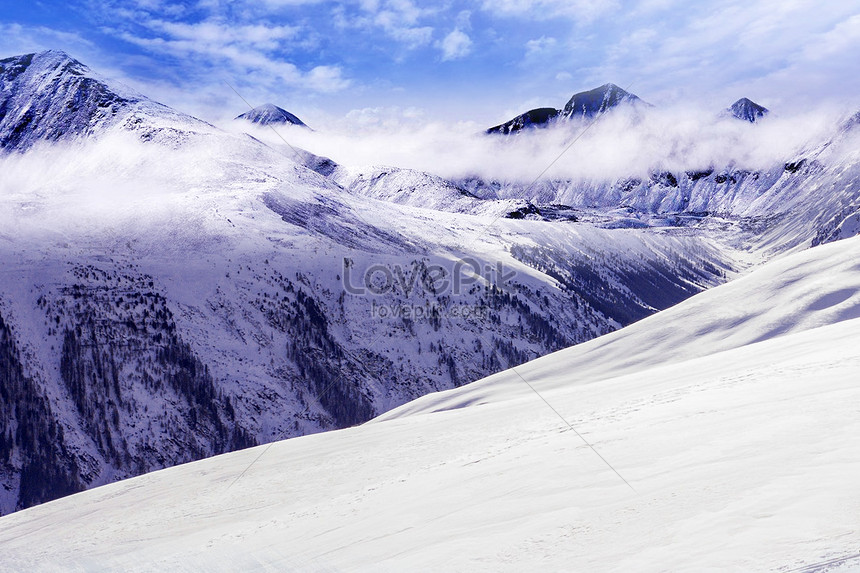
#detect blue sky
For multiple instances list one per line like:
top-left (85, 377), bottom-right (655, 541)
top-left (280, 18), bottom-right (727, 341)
top-left (2, 1), bottom-right (860, 128)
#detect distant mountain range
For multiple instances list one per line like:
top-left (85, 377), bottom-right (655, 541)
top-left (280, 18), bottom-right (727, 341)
top-left (487, 83), bottom-right (769, 134)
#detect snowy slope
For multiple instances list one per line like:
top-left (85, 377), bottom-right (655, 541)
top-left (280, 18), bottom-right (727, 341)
top-left (330, 164), bottom-right (535, 216)
top-left (1, 235), bottom-right (859, 571)
top-left (382, 232), bottom-right (860, 418)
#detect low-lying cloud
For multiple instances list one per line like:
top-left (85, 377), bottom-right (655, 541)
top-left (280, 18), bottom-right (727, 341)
top-left (234, 104), bottom-right (850, 183)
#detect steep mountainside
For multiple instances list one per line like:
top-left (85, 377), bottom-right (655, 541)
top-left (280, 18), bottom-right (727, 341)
top-left (0, 50), bottom-right (736, 514)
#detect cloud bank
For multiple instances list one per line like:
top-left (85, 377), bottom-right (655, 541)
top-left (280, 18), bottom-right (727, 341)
top-left (234, 104), bottom-right (848, 183)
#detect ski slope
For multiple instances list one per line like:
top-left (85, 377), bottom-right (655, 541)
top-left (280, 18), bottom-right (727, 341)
top-left (1, 236), bottom-right (859, 572)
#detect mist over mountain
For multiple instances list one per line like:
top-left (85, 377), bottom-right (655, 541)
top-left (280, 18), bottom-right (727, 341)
top-left (0, 50), bottom-right (731, 514)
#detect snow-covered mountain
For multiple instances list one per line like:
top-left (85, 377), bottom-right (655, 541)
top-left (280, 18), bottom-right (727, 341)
top-left (726, 97), bottom-right (769, 123)
top-left (2, 232), bottom-right (859, 572)
top-left (486, 107), bottom-right (560, 135)
top-left (0, 51), bottom-right (740, 514)
top-left (462, 111), bottom-right (860, 255)
top-left (0, 50), bottom-right (214, 151)
top-left (235, 103), bottom-right (308, 128)
top-left (560, 82), bottom-right (645, 120)
top-left (487, 83), bottom-right (646, 134)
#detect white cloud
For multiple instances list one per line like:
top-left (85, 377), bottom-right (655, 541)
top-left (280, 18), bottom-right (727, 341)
top-left (439, 29), bottom-right (472, 61)
top-left (112, 17), bottom-right (350, 93)
top-left (146, 19), bottom-right (301, 49)
top-left (388, 25), bottom-right (434, 49)
top-left (252, 103), bottom-right (847, 185)
top-left (579, 0), bottom-right (860, 110)
top-left (342, 105), bottom-right (428, 129)
top-left (480, 0), bottom-right (621, 23)
top-left (305, 65), bottom-right (352, 92)
top-left (525, 36), bottom-right (556, 56)
top-left (0, 23), bottom-right (94, 57)
top-left (456, 10), bottom-right (472, 30)
top-left (333, 0), bottom-right (437, 50)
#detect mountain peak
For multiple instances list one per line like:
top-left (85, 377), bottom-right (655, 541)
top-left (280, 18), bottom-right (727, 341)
top-left (727, 97), bottom-right (769, 123)
top-left (236, 104), bottom-right (308, 128)
top-left (486, 107), bottom-right (560, 135)
top-left (561, 83), bottom-right (644, 119)
top-left (486, 83), bottom-right (644, 135)
top-left (0, 50), bottom-right (211, 151)
top-left (0, 50), bottom-right (139, 150)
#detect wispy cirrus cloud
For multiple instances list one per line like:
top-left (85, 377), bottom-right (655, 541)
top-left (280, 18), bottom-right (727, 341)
top-left (332, 0), bottom-right (437, 50)
top-left (109, 17), bottom-right (350, 93)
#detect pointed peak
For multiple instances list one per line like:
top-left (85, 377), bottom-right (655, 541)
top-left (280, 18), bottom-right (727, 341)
top-left (562, 83), bottom-right (644, 119)
top-left (236, 104), bottom-right (308, 128)
top-left (727, 98), bottom-right (769, 123)
top-left (598, 82), bottom-right (623, 91)
top-left (37, 49), bottom-right (73, 59)
top-left (1, 49), bottom-right (92, 81)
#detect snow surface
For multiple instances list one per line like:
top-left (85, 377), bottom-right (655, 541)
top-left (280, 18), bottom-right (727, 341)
top-left (1, 235), bottom-right (859, 571)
